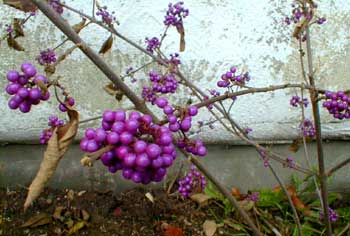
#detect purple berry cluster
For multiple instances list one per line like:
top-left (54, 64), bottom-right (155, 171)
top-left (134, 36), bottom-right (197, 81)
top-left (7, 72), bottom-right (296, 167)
top-left (48, 0), bottom-right (63, 15)
top-left (96, 7), bottom-right (115, 25)
top-left (80, 110), bottom-right (177, 184)
top-left (246, 192), bottom-right (260, 203)
top-left (142, 71), bottom-right (178, 102)
top-left (164, 1), bottom-right (189, 30)
top-left (145, 37), bottom-right (160, 54)
top-left (169, 53), bottom-right (181, 67)
top-left (300, 119), bottom-right (316, 138)
top-left (178, 165), bottom-right (206, 198)
top-left (40, 116), bottom-right (65, 144)
top-left (153, 97), bottom-right (207, 156)
top-left (209, 89), bottom-right (220, 97)
top-left (320, 207), bottom-right (339, 222)
top-left (217, 66), bottom-right (251, 88)
top-left (284, 2), bottom-right (326, 40)
top-left (322, 91), bottom-right (350, 120)
top-left (290, 95), bottom-right (308, 107)
top-left (36, 49), bottom-right (57, 65)
top-left (258, 149), bottom-right (270, 167)
top-left (5, 63), bottom-right (50, 113)
top-left (285, 156), bottom-right (296, 169)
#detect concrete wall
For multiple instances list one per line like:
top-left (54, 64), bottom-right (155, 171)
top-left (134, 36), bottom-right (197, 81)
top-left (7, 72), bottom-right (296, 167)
top-left (0, 0), bottom-right (350, 144)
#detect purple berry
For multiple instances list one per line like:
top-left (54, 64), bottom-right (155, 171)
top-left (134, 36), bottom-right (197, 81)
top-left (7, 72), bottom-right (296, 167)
top-left (101, 151), bottom-right (115, 166)
top-left (94, 128), bottom-right (107, 142)
top-left (155, 97), bottom-right (168, 108)
top-left (103, 110), bottom-right (115, 122)
top-left (120, 132), bottom-right (133, 145)
top-left (107, 132), bottom-right (119, 144)
top-left (146, 144), bottom-right (161, 159)
top-left (21, 63), bottom-right (37, 77)
top-left (188, 105), bottom-right (198, 116)
top-left (180, 118), bottom-right (191, 131)
top-left (34, 74), bottom-right (48, 84)
top-left (134, 140), bottom-right (147, 153)
top-left (17, 87), bottom-right (29, 98)
top-left (123, 153), bottom-right (136, 167)
top-left (112, 121), bottom-right (125, 133)
top-left (59, 103), bottom-right (67, 112)
top-left (85, 128), bottom-right (95, 139)
top-left (29, 88), bottom-right (42, 100)
top-left (6, 70), bottom-right (19, 82)
top-left (19, 101), bottom-right (31, 113)
top-left (136, 153), bottom-right (151, 167)
top-left (86, 140), bottom-right (99, 152)
top-left (115, 110), bottom-right (126, 121)
top-left (163, 105), bottom-right (174, 115)
top-left (115, 146), bottom-right (129, 159)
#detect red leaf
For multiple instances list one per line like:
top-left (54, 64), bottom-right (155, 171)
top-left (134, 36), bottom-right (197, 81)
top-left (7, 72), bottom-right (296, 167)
top-left (164, 226), bottom-right (184, 236)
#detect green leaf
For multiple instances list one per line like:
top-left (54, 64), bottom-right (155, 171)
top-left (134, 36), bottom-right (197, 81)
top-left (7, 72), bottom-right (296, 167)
top-left (256, 189), bottom-right (284, 207)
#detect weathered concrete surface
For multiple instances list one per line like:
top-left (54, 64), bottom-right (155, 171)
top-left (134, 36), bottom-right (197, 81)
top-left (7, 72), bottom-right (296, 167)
top-left (0, 1), bottom-right (350, 143)
top-left (1, 142), bottom-right (349, 193)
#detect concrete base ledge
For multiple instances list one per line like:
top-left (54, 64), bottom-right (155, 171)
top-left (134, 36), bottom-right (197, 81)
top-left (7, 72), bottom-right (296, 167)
top-left (0, 142), bottom-right (349, 193)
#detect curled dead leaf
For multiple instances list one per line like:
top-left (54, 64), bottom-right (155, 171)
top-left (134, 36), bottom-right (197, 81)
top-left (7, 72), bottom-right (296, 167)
top-left (203, 220), bottom-right (217, 236)
top-left (72, 18), bottom-right (87, 34)
top-left (99, 34), bottom-right (113, 54)
top-left (24, 109), bottom-right (79, 210)
top-left (7, 34), bottom-right (25, 51)
top-left (3, 0), bottom-right (37, 12)
top-left (13, 18), bottom-right (24, 38)
top-left (231, 187), bottom-right (241, 197)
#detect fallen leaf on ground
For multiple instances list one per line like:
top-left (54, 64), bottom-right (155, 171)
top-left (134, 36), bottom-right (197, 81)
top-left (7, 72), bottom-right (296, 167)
top-left (53, 206), bottom-right (65, 222)
top-left (67, 221), bottom-right (86, 235)
top-left (21, 213), bottom-right (52, 228)
top-left (145, 192), bottom-right (155, 203)
top-left (190, 193), bottom-right (211, 206)
top-left (203, 220), bottom-right (217, 236)
top-left (164, 226), bottom-right (184, 236)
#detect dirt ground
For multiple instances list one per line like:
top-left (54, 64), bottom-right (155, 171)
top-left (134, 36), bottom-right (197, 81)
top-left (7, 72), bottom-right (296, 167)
top-left (0, 187), bottom-right (232, 236)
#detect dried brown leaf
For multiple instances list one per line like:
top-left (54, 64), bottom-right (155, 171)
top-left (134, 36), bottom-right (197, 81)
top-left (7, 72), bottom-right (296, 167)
top-left (81, 210), bottom-right (90, 221)
top-left (288, 139), bottom-right (301, 152)
top-left (238, 200), bottom-right (255, 211)
top-left (72, 18), bottom-right (86, 34)
top-left (145, 192), bottom-right (155, 203)
top-left (21, 213), bottom-right (52, 228)
top-left (7, 35), bottom-right (25, 51)
top-left (53, 206), bottom-right (65, 222)
top-left (292, 18), bottom-right (309, 38)
top-left (24, 109), bottom-right (79, 210)
top-left (203, 220), bottom-right (217, 236)
top-left (13, 18), bottom-right (24, 38)
top-left (67, 221), bottom-right (86, 235)
top-left (190, 193), bottom-right (211, 206)
top-left (99, 34), bottom-right (113, 54)
top-left (3, 0), bottom-right (37, 12)
top-left (36, 79), bottom-right (48, 95)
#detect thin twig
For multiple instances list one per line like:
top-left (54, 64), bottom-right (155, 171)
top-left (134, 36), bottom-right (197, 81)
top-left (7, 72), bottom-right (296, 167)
top-left (305, 23), bottom-right (332, 235)
top-left (326, 157), bottom-right (350, 177)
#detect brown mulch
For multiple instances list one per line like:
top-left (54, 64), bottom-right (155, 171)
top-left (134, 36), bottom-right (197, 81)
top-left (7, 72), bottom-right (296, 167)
top-left (0, 187), bottom-right (231, 236)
